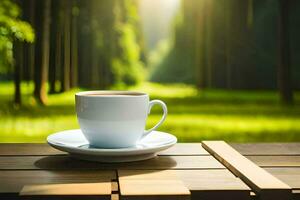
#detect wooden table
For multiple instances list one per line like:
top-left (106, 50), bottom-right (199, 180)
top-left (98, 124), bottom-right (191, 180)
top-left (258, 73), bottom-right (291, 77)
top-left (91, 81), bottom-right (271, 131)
top-left (0, 142), bottom-right (299, 200)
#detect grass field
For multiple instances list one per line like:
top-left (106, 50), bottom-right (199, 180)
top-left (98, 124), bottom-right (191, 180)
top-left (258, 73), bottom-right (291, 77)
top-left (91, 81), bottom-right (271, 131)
top-left (0, 82), bottom-right (300, 142)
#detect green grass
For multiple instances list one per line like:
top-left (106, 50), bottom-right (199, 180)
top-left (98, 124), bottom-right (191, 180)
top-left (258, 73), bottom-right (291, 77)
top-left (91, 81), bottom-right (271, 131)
top-left (0, 81), bottom-right (300, 142)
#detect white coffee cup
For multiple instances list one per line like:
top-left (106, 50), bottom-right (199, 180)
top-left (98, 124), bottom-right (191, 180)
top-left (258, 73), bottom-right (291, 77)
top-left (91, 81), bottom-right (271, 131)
top-left (75, 91), bottom-right (167, 148)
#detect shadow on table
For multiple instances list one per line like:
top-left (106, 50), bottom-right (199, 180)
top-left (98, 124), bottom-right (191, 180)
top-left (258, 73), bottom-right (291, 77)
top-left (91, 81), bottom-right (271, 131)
top-left (34, 154), bottom-right (177, 171)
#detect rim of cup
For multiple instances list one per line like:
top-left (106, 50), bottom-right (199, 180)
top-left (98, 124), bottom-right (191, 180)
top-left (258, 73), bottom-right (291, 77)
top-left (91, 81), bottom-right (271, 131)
top-left (75, 91), bottom-right (148, 97)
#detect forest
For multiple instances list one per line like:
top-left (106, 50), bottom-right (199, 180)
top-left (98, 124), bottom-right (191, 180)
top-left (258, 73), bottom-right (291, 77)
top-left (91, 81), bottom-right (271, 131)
top-left (150, 0), bottom-right (298, 104)
top-left (0, 0), bottom-right (299, 142)
top-left (1, 0), bottom-right (146, 105)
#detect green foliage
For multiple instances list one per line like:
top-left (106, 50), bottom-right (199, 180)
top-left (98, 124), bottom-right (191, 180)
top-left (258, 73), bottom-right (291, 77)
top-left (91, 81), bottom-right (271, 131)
top-left (150, 0), bottom-right (300, 89)
top-left (111, 0), bottom-right (145, 86)
top-left (112, 23), bottom-right (144, 86)
top-left (0, 81), bottom-right (300, 142)
top-left (82, 0), bottom-right (144, 87)
top-left (149, 0), bottom-right (196, 84)
top-left (0, 0), bottom-right (34, 73)
top-left (149, 39), bottom-right (195, 84)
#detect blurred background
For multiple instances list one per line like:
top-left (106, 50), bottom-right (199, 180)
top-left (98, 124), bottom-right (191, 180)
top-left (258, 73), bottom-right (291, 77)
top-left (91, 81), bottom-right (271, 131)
top-left (0, 0), bottom-right (299, 142)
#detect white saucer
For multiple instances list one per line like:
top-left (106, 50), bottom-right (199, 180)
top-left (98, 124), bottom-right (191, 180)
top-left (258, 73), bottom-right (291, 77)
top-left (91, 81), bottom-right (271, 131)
top-left (47, 129), bottom-right (177, 162)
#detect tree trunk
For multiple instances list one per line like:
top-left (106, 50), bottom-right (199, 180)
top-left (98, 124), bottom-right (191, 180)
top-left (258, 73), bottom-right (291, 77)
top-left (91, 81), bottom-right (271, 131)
top-left (90, 0), bottom-right (100, 88)
top-left (70, 0), bottom-right (78, 88)
top-left (33, 0), bottom-right (41, 101)
top-left (205, 0), bottom-right (213, 88)
top-left (225, 0), bottom-right (232, 89)
top-left (55, 0), bottom-right (64, 92)
top-left (20, 0), bottom-right (34, 84)
top-left (194, 0), bottom-right (207, 89)
top-left (278, 0), bottom-right (293, 104)
top-left (77, 0), bottom-right (90, 88)
top-left (28, 0), bottom-right (35, 83)
top-left (34, 0), bottom-right (51, 104)
top-left (21, 1), bottom-right (29, 83)
top-left (247, 0), bottom-right (254, 29)
top-left (13, 0), bottom-right (24, 105)
top-left (13, 42), bottom-right (23, 105)
top-left (61, 0), bottom-right (71, 92)
top-left (49, 0), bottom-right (58, 94)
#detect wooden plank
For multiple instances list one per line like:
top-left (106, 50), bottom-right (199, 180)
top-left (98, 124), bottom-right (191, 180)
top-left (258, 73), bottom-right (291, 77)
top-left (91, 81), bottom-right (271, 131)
top-left (2, 143), bottom-right (300, 156)
top-left (202, 141), bottom-right (292, 200)
top-left (0, 155), bottom-right (224, 170)
top-left (265, 168), bottom-right (300, 200)
top-left (0, 143), bottom-right (64, 156)
top-left (247, 156), bottom-right (300, 167)
top-left (118, 170), bottom-right (190, 200)
top-left (175, 169), bottom-right (251, 200)
top-left (0, 170), bottom-right (115, 194)
top-left (111, 182), bottom-right (119, 192)
top-left (0, 143), bottom-right (209, 156)
top-left (20, 183), bottom-right (111, 199)
top-left (293, 190), bottom-right (300, 200)
top-left (159, 143), bottom-right (209, 156)
top-left (231, 143), bottom-right (300, 156)
top-left (111, 194), bottom-right (119, 200)
top-left (265, 168), bottom-right (300, 190)
top-left (118, 169), bottom-right (251, 200)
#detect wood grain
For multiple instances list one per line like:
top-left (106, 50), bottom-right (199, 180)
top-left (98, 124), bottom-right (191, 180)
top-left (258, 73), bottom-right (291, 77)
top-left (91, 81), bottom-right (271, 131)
top-left (1, 143), bottom-right (300, 200)
top-left (20, 183), bottom-right (111, 196)
top-left (118, 170), bottom-right (190, 200)
top-left (159, 143), bottom-right (209, 155)
top-left (0, 143), bottom-right (209, 156)
top-left (111, 193), bottom-right (119, 200)
top-left (174, 169), bottom-right (251, 200)
top-left (231, 143), bottom-right (300, 156)
top-left (0, 155), bottom-right (224, 170)
top-left (247, 156), bottom-right (300, 167)
top-left (111, 181), bottom-right (119, 192)
top-left (175, 169), bottom-right (250, 191)
top-left (0, 143), bottom-right (64, 156)
top-left (0, 170), bottom-right (115, 194)
top-left (265, 168), bottom-right (300, 190)
top-left (1, 143), bottom-right (300, 156)
top-left (118, 169), bottom-right (251, 200)
top-left (202, 141), bottom-right (292, 200)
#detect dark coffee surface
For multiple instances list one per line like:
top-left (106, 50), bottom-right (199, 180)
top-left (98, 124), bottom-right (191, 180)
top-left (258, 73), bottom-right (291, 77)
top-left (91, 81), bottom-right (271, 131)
top-left (86, 93), bottom-right (142, 96)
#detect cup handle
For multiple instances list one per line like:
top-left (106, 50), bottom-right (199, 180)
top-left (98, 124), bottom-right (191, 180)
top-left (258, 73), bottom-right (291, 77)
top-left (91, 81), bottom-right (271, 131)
top-left (143, 100), bottom-right (168, 137)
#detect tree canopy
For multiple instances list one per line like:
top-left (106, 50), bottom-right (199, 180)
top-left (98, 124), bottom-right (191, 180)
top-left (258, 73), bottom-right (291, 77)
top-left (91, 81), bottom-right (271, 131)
top-left (0, 0), bottom-right (34, 73)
